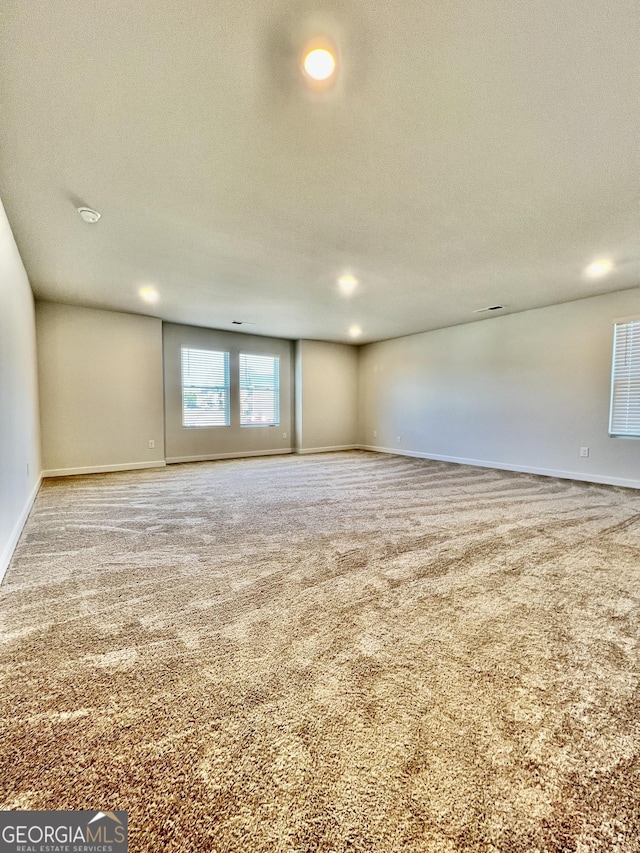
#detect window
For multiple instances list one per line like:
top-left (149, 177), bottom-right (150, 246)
top-left (240, 353), bottom-right (280, 426)
top-left (609, 319), bottom-right (640, 437)
top-left (181, 347), bottom-right (230, 427)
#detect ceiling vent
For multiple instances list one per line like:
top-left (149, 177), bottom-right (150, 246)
top-left (473, 305), bottom-right (505, 314)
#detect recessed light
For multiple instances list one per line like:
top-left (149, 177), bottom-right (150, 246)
top-left (139, 286), bottom-right (159, 304)
top-left (585, 259), bottom-right (613, 279)
top-left (349, 325), bottom-right (362, 338)
top-left (338, 275), bottom-right (358, 296)
top-left (77, 207), bottom-right (101, 223)
top-left (303, 47), bottom-right (336, 81)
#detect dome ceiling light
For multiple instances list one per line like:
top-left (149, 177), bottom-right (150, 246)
top-left (77, 206), bottom-right (101, 223)
top-left (303, 47), bottom-right (335, 81)
top-left (300, 38), bottom-right (338, 91)
top-left (139, 285), bottom-right (159, 304)
top-left (585, 259), bottom-right (613, 279)
top-left (338, 274), bottom-right (358, 296)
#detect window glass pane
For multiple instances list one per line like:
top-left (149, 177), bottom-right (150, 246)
top-left (181, 348), bottom-right (230, 427)
top-left (240, 354), bottom-right (280, 426)
top-left (609, 320), bottom-right (640, 437)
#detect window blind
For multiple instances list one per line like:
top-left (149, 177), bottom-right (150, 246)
top-left (239, 353), bottom-right (280, 426)
top-left (609, 320), bottom-right (640, 437)
top-left (181, 347), bottom-right (230, 427)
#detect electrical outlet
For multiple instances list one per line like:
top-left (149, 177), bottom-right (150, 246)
top-left (397, 435), bottom-right (402, 443)
top-left (148, 439), bottom-right (155, 449)
top-left (373, 430), bottom-right (377, 438)
top-left (282, 432), bottom-right (287, 439)
top-left (26, 462), bottom-right (29, 476)
top-left (580, 446), bottom-right (589, 458)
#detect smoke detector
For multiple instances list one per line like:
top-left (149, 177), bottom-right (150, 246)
top-left (77, 207), bottom-right (101, 223)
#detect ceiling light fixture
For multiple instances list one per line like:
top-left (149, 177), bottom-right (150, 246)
top-left (338, 275), bottom-right (358, 296)
top-left (300, 37), bottom-right (338, 92)
top-left (303, 46), bottom-right (336, 81)
top-left (139, 286), bottom-right (159, 304)
top-left (585, 258), bottom-right (613, 279)
top-left (77, 206), bottom-right (101, 223)
top-left (349, 325), bottom-right (362, 338)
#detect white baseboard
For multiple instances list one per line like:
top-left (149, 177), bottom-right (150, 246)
top-left (42, 460), bottom-right (166, 478)
top-left (0, 475), bottom-right (42, 584)
top-left (358, 445), bottom-right (640, 490)
top-left (166, 449), bottom-right (292, 464)
top-left (295, 444), bottom-right (359, 455)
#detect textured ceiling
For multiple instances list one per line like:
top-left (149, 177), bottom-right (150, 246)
top-left (1, 0), bottom-right (639, 343)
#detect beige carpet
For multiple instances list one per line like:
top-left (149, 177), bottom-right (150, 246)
top-left (1, 451), bottom-right (639, 852)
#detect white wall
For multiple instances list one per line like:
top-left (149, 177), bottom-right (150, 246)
top-left (163, 323), bottom-right (293, 462)
top-left (295, 340), bottom-right (359, 453)
top-left (0, 197), bottom-right (41, 581)
top-left (37, 303), bottom-right (165, 475)
top-left (359, 288), bottom-right (640, 488)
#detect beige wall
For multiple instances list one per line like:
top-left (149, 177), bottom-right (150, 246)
top-left (37, 303), bottom-right (165, 475)
top-left (22, 284), bottom-right (640, 498)
top-left (0, 198), bottom-right (41, 580)
top-left (163, 323), bottom-right (293, 462)
top-left (295, 340), bottom-right (359, 453)
top-left (359, 288), bottom-right (640, 488)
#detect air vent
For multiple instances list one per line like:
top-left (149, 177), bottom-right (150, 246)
top-left (473, 305), bottom-right (505, 314)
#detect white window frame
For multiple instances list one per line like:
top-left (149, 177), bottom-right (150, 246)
top-left (609, 318), bottom-right (640, 438)
top-left (181, 347), bottom-right (230, 428)
top-left (239, 353), bottom-right (280, 427)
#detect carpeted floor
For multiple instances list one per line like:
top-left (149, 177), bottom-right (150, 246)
top-left (1, 451), bottom-right (639, 852)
